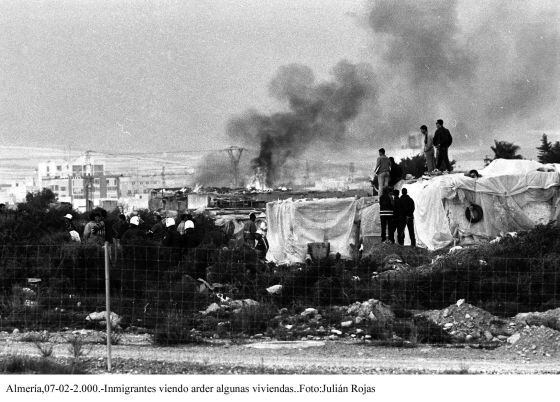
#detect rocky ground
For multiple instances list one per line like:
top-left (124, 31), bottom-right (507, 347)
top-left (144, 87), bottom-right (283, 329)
top-left (3, 298), bottom-right (560, 373)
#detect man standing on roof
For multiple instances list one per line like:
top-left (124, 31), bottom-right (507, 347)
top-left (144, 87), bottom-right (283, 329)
top-left (374, 148), bottom-right (391, 194)
top-left (433, 119), bottom-right (453, 172)
top-left (378, 187), bottom-right (394, 244)
top-left (421, 125), bottom-right (436, 172)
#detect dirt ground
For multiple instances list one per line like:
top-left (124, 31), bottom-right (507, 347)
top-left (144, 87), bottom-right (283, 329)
top-left (2, 333), bottom-right (560, 374)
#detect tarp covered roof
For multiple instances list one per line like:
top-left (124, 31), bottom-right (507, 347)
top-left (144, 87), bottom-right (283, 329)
top-left (402, 159), bottom-right (560, 250)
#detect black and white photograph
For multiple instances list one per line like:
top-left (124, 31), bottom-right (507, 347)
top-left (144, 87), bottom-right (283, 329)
top-left (0, 0), bottom-right (559, 400)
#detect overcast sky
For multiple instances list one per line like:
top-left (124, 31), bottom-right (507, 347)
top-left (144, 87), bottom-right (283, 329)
top-left (0, 0), bottom-right (558, 162)
top-left (0, 0), bottom-right (369, 153)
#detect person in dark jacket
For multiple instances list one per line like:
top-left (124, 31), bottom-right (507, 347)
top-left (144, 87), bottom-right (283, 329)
top-left (378, 187), bottom-right (394, 243)
top-left (396, 188), bottom-right (416, 247)
top-left (147, 213), bottom-right (165, 244)
top-left (112, 214), bottom-right (128, 248)
top-left (389, 188), bottom-right (400, 243)
top-left (433, 119), bottom-right (453, 172)
top-left (121, 216), bottom-right (145, 245)
top-left (162, 217), bottom-right (183, 248)
top-left (389, 157), bottom-right (403, 187)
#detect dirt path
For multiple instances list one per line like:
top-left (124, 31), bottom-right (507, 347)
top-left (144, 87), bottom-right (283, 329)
top-left (3, 338), bottom-right (560, 374)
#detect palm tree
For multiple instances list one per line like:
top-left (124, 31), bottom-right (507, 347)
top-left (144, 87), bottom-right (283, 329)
top-left (491, 140), bottom-right (523, 160)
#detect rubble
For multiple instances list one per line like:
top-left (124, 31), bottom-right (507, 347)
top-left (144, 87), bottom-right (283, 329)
top-left (514, 308), bottom-right (560, 331)
top-left (505, 325), bottom-right (560, 358)
top-left (417, 300), bottom-right (519, 343)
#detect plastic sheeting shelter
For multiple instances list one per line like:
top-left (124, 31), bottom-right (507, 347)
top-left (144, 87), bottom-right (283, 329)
top-left (401, 159), bottom-right (560, 250)
top-left (266, 198), bottom-right (363, 265)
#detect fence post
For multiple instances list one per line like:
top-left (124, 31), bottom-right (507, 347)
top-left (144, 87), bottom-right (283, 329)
top-left (104, 242), bottom-right (112, 372)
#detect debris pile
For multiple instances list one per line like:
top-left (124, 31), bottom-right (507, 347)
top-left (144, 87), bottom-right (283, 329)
top-left (515, 308), bottom-right (560, 331)
top-left (505, 325), bottom-right (560, 358)
top-left (269, 299), bottom-right (397, 341)
top-left (200, 298), bottom-right (260, 316)
top-left (417, 299), bottom-right (518, 343)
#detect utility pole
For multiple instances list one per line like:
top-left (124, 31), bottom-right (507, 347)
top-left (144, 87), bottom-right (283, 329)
top-left (84, 150), bottom-right (94, 212)
top-left (161, 166), bottom-right (166, 188)
top-left (225, 146), bottom-right (244, 188)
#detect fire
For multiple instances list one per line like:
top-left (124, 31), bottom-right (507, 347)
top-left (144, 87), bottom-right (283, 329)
top-left (246, 167), bottom-right (272, 192)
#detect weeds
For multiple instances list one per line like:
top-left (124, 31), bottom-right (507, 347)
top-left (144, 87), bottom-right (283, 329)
top-left (0, 355), bottom-right (85, 374)
top-left (66, 334), bottom-right (90, 360)
top-left (99, 331), bottom-right (122, 345)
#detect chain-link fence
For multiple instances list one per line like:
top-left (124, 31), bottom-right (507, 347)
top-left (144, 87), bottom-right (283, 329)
top-left (2, 243), bottom-right (559, 349)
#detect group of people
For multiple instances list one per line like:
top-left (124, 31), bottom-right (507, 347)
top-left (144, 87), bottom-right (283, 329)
top-left (422, 119), bottom-right (453, 173)
top-left (63, 210), bottom-right (198, 249)
top-left (379, 186), bottom-right (416, 247)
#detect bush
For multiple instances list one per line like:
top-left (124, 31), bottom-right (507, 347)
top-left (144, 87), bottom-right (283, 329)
top-left (152, 311), bottom-right (203, 345)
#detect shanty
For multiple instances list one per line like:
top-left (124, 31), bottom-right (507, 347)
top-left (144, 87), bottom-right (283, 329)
top-left (1, 0), bottom-right (560, 384)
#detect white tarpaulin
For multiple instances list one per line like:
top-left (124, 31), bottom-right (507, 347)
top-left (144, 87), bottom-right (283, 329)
top-left (402, 159), bottom-right (560, 250)
top-left (266, 198), bottom-right (358, 264)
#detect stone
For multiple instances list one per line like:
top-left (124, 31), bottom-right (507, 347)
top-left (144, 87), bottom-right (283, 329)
top-left (201, 303), bottom-right (221, 315)
top-left (328, 335), bottom-right (337, 341)
top-left (507, 333), bottom-right (521, 344)
top-left (444, 323), bottom-right (454, 329)
top-left (86, 311), bottom-right (121, 327)
top-left (301, 308), bottom-right (318, 317)
top-left (465, 335), bottom-right (473, 342)
top-left (465, 314), bottom-right (471, 319)
top-left (12, 329), bottom-right (19, 335)
top-left (285, 324), bottom-right (293, 330)
top-left (331, 329), bottom-right (342, 336)
top-left (266, 285), bottom-right (283, 295)
top-left (355, 317), bottom-right (363, 325)
top-left (254, 333), bottom-right (263, 339)
top-left (341, 321), bottom-right (352, 328)
top-left (364, 335), bottom-right (372, 340)
top-left (456, 299), bottom-right (465, 307)
top-left (442, 309), bottom-right (450, 318)
top-left (497, 335), bottom-right (508, 341)
top-left (484, 331), bottom-right (493, 341)
top-left (356, 329), bottom-right (364, 334)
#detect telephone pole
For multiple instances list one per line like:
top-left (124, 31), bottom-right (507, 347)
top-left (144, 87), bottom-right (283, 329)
top-left (225, 146), bottom-right (244, 188)
top-left (84, 150), bottom-right (94, 212)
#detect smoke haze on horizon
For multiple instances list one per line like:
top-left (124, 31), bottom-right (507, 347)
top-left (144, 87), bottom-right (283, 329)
top-left (223, 0), bottom-right (559, 185)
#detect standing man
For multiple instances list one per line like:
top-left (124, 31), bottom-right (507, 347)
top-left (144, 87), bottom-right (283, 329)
top-left (421, 125), bottom-right (436, 172)
top-left (243, 212), bottom-right (258, 248)
top-left (389, 188), bottom-right (400, 244)
top-left (433, 119), bottom-right (453, 172)
top-left (379, 187), bottom-right (394, 244)
top-left (398, 188), bottom-right (416, 247)
top-left (374, 148), bottom-right (391, 193)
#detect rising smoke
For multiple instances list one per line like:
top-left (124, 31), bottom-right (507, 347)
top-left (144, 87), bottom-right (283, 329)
top-left (227, 61), bottom-right (375, 186)
top-left (225, 0), bottom-right (559, 186)
top-left (360, 0), bottom-right (560, 147)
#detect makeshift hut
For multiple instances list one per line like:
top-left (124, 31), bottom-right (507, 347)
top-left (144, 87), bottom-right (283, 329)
top-left (266, 197), bottom-right (375, 264)
top-left (401, 159), bottom-right (560, 250)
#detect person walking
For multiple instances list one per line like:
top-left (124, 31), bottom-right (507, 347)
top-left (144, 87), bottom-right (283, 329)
top-left (421, 125), bottom-right (436, 172)
top-left (374, 148), bottom-right (391, 194)
top-left (433, 119), bottom-right (453, 172)
top-left (397, 188), bottom-right (416, 247)
top-left (379, 187), bottom-right (394, 244)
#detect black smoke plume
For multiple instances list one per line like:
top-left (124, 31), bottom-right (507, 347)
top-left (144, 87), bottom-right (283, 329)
top-left (359, 0), bottom-right (560, 148)
top-left (227, 61), bottom-right (374, 185)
